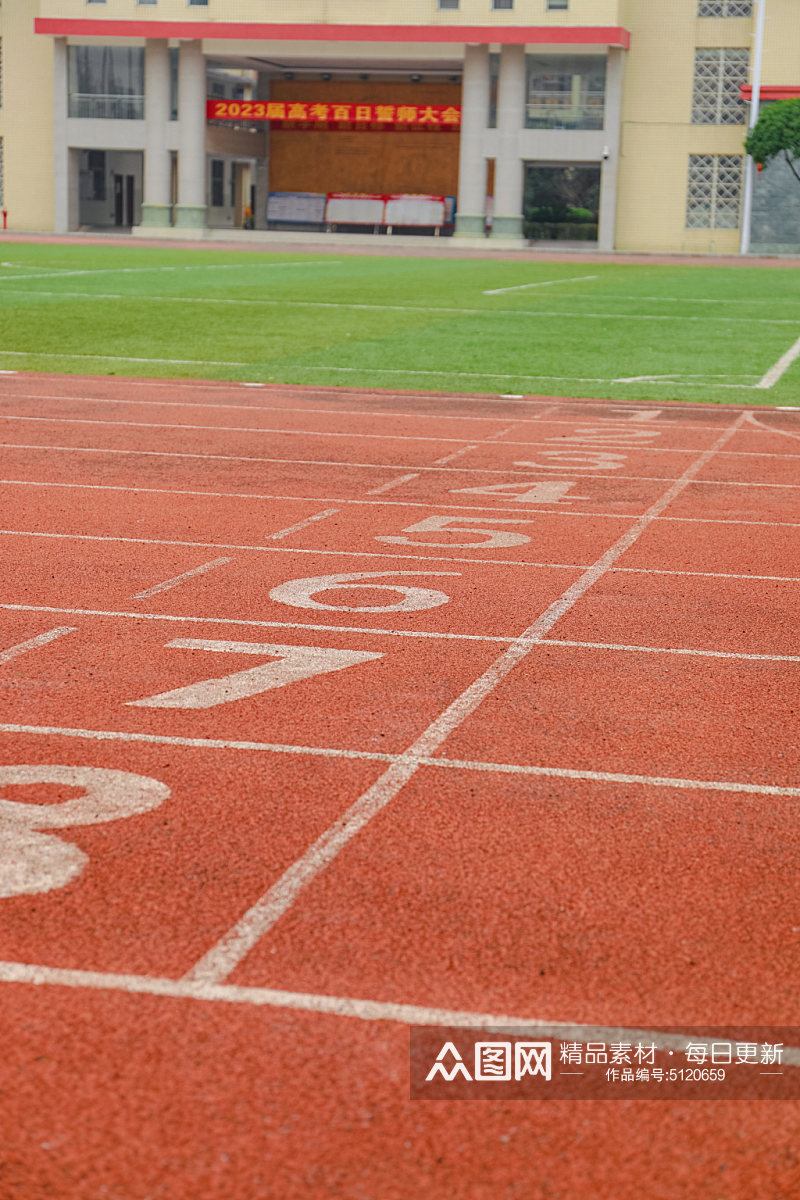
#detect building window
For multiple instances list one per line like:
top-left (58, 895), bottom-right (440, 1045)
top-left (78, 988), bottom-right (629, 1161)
top-left (547, 0), bottom-right (569, 9)
top-left (210, 159), bottom-right (225, 207)
top-left (691, 48), bottom-right (749, 124)
top-left (169, 46), bottom-right (178, 119)
top-left (492, 0), bottom-right (513, 9)
top-left (68, 46), bottom-right (145, 119)
top-left (438, 0), bottom-right (460, 7)
top-left (188, 0), bottom-right (208, 6)
top-left (526, 54), bottom-right (606, 130)
top-left (698, 2), bottom-right (752, 15)
top-left (686, 154), bottom-right (743, 227)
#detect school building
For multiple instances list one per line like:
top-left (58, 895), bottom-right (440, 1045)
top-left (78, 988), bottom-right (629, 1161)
top-left (0, 0), bottom-right (798, 253)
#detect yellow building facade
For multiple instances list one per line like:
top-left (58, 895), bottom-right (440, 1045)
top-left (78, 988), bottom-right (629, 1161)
top-left (0, 0), bottom-right (797, 251)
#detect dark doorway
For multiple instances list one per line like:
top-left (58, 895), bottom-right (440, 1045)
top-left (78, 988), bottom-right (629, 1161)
top-left (524, 164), bottom-right (600, 241)
top-left (113, 173), bottom-right (136, 226)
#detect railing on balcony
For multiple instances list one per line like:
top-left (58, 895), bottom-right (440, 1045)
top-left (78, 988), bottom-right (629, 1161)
top-left (68, 93), bottom-right (145, 120)
top-left (525, 95), bottom-right (605, 130)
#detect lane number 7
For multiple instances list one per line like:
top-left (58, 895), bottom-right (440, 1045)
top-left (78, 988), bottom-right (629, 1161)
top-left (128, 639), bottom-right (384, 710)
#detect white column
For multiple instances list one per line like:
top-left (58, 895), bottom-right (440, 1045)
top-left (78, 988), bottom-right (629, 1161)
top-left (140, 39), bottom-right (171, 227)
top-left (597, 46), bottom-right (625, 253)
top-left (455, 44), bottom-right (490, 237)
top-left (175, 40), bottom-right (207, 227)
top-left (491, 43), bottom-right (526, 240)
top-left (53, 38), bottom-right (70, 233)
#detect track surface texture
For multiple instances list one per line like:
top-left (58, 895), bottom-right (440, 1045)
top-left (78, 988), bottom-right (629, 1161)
top-left (1, 372), bottom-right (799, 1198)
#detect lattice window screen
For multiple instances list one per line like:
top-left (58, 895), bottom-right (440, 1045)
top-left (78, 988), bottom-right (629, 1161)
top-left (686, 155), bottom-right (743, 228)
top-left (698, 2), bottom-right (752, 16)
top-left (692, 48), bottom-right (749, 123)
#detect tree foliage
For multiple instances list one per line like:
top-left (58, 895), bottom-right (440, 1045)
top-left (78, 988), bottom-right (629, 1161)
top-left (745, 98), bottom-right (800, 183)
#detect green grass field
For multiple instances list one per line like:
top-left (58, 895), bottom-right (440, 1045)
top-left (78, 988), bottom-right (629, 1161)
top-left (1, 242), bottom-right (798, 405)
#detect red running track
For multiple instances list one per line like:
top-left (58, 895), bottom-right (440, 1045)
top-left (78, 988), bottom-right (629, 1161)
top-left (0, 373), bottom-right (799, 1198)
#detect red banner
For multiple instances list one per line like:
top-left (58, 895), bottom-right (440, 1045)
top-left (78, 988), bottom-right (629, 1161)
top-left (206, 99), bottom-right (461, 128)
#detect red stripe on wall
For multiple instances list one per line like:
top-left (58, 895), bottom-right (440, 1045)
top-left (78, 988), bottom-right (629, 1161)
top-left (34, 19), bottom-right (631, 48)
top-left (741, 84), bottom-right (800, 100)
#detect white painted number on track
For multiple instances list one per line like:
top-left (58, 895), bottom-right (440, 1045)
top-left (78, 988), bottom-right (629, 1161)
top-left (129, 639), bottom-right (383, 710)
top-left (376, 515), bottom-right (531, 549)
top-left (0, 765), bottom-right (169, 898)
top-left (451, 480), bottom-right (587, 504)
top-left (515, 452), bottom-right (628, 470)
top-left (269, 571), bottom-right (458, 613)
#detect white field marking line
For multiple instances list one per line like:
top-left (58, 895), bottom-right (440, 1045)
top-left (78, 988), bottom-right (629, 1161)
top-left (746, 411), bottom-right (800, 441)
top-left (0, 625), bottom-right (75, 665)
top-left (0, 262), bottom-right (340, 283)
top-left (483, 274), bottom-right (599, 295)
top-left (184, 413), bottom-right (749, 985)
top-left (129, 556), bottom-right (232, 600)
top-left (0, 603), bottom-right (515, 645)
top-left (5, 962), bottom-right (800, 1061)
top-left (9, 286), bottom-right (797, 327)
top-left (283, 366), bottom-right (763, 389)
top-left (433, 445), bottom-right (479, 466)
top-left (0, 350), bottom-right (251, 367)
top-left (0, 721), bottom-right (796, 800)
top-left (0, 528), bottom-right (589, 572)
top-left (365, 473), bottom-right (421, 496)
top-left (1, 603), bottom-right (796, 661)
top-left (266, 507), bottom-right (339, 541)
top-left (756, 333), bottom-right (800, 389)
top-left (0, 389), bottom-right (739, 432)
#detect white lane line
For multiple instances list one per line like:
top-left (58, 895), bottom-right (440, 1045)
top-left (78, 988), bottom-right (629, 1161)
top-left (755, 333), bottom-right (800, 389)
top-left (6, 471), bottom-right (800, 508)
top-left (2, 473), bottom-right (796, 530)
top-left (0, 625), bottom-right (76, 665)
top-left (6, 961), bottom-right (800, 1060)
top-left (267, 507), bottom-right (339, 541)
top-left (130, 556), bottom-right (233, 600)
top-left (617, 565), bottom-right (800, 583)
top-left (11, 434), bottom-right (796, 463)
top-left (433, 445), bottom-right (478, 466)
top-left (542, 638), bottom-right (800, 664)
top-left (184, 413), bottom-right (749, 985)
top-left (746, 412), bottom-right (800, 441)
top-left (0, 603), bottom-right (515, 645)
top-left (0, 527), bottom-right (589, 571)
top-left (483, 274), bottom-right (599, 295)
top-left (365, 473), bottom-right (420, 496)
top-left (0, 721), bottom-right (795, 799)
top-left (0, 389), bottom-right (734, 431)
top-left (2, 430), bottom-right (782, 461)
top-left (0, 604), bottom-right (795, 661)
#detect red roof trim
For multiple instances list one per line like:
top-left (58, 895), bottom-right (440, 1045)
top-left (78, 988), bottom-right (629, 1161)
top-left (34, 18), bottom-right (631, 47)
top-left (741, 84), bottom-right (800, 100)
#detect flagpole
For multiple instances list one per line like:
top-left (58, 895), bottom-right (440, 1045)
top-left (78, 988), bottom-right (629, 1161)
top-left (740, 0), bottom-right (767, 255)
